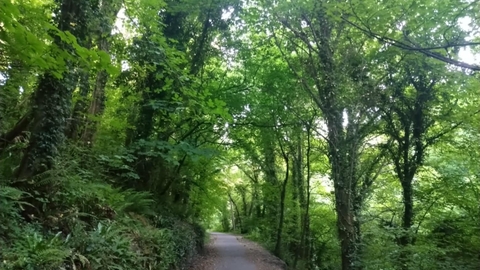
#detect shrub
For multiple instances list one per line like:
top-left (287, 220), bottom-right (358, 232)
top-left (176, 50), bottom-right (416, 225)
top-left (0, 150), bottom-right (207, 270)
top-left (2, 229), bottom-right (71, 270)
top-left (0, 187), bottom-right (25, 242)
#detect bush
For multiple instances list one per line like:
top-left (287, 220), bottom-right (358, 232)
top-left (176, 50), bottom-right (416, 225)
top-left (0, 187), bottom-right (25, 243)
top-left (191, 222), bottom-right (206, 251)
top-left (0, 154), bottom-right (206, 270)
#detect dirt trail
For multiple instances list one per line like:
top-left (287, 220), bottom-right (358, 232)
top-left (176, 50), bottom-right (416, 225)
top-left (189, 232), bottom-right (287, 270)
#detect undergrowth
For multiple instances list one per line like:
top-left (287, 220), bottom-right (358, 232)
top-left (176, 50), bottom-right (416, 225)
top-left (0, 148), bottom-right (205, 270)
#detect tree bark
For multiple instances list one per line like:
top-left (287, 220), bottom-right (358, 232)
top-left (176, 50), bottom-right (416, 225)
top-left (66, 69), bottom-right (89, 140)
top-left (81, 0), bottom-right (122, 144)
top-left (381, 63), bottom-right (440, 269)
top-left (274, 153), bottom-right (289, 257)
top-left (229, 193), bottom-right (243, 232)
top-left (16, 0), bottom-right (85, 180)
top-left (273, 6), bottom-right (369, 268)
top-left (292, 135), bottom-right (304, 268)
top-left (302, 123), bottom-right (313, 268)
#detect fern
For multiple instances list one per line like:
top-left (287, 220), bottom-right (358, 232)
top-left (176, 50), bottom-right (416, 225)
top-left (2, 230), bottom-right (71, 269)
top-left (117, 189), bottom-right (156, 217)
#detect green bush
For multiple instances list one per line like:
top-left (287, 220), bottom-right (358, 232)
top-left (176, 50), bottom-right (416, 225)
top-left (0, 156), bottom-right (207, 270)
top-left (1, 203), bottom-right (206, 270)
top-left (0, 187), bottom-right (25, 242)
top-left (0, 138), bottom-right (211, 268)
top-left (191, 222), bottom-right (206, 251)
top-left (2, 229), bottom-right (72, 270)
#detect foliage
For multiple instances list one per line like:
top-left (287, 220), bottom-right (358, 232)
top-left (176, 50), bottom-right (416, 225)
top-left (1, 0), bottom-right (479, 269)
top-left (0, 154), bottom-right (207, 270)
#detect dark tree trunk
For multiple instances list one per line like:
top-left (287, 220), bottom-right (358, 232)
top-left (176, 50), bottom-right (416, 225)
top-left (400, 179), bottom-right (414, 244)
top-left (260, 130), bottom-right (279, 223)
top-left (81, 69), bottom-right (107, 144)
top-left (381, 63), bottom-right (441, 269)
top-left (326, 109), bottom-right (361, 270)
top-left (229, 194), bottom-right (243, 232)
top-left (16, 0), bottom-right (85, 180)
top-left (301, 124), bottom-right (313, 268)
top-left (274, 154), bottom-right (289, 257)
top-left (239, 187), bottom-right (248, 217)
top-left (292, 136), bottom-right (304, 268)
top-left (332, 165), bottom-right (357, 270)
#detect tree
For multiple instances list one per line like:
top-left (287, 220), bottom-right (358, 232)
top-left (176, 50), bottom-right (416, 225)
top-left (16, 0), bottom-right (95, 180)
top-left (262, 2), bottom-right (382, 268)
top-left (1, 0), bottom-right (480, 269)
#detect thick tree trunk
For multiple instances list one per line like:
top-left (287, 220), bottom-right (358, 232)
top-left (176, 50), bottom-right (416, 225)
top-left (352, 195), bottom-right (363, 269)
top-left (261, 130), bottom-right (279, 221)
top-left (81, 69), bottom-right (107, 144)
top-left (230, 200), bottom-right (236, 231)
top-left (333, 172), bottom-right (357, 270)
top-left (16, 73), bottom-right (74, 179)
top-left (240, 188), bottom-right (248, 217)
top-left (16, 0), bottom-right (85, 180)
top-left (398, 177), bottom-right (414, 269)
top-left (327, 110), bottom-right (360, 270)
top-left (401, 180), bottom-right (414, 243)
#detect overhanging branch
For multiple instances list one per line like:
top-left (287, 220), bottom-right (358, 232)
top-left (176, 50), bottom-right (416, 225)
top-left (342, 17), bottom-right (480, 71)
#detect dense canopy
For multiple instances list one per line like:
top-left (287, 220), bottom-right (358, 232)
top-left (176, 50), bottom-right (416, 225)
top-left (0, 0), bottom-right (479, 269)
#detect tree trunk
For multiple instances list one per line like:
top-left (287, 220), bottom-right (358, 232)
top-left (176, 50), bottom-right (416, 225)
top-left (401, 180), bottom-right (414, 237)
top-left (81, 0), bottom-right (122, 144)
top-left (66, 69), bottom-right (89, 140)
top-left (302, 124), bottom-right (312, 268)
top-left (326, 110), bottom-right (360, 270)
top-left (81, 69), bottom-right (107, 144)
top-left (260, 130), bottom-right (279, 226)
top-left (229, 194), bottom-right (243, 233)
top-left (230, 199), bottom-right (235, 231)
top-left (312, 10), bottom-right (362, 269)
top-left (16, 0), bottom-right (85, 180)
top-left (16, 73), bottom-right (75, 179)
top-left (274, 153), bottom-right (289, 257)
top-left (398, 177), bottom-right (414, 269)
top-left (292, 136), bottom-right (304, 268)
top-left (240, 188), bottom-right (248, 217)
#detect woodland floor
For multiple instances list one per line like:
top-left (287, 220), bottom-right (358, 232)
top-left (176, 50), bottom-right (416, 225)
top-left (189, 233), bottom-right (287, 270)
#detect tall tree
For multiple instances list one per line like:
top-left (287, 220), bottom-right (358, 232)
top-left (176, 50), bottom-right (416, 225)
top-left (261, 2), bottom-right (382, 268)
top-left (16, 0), bottom-right (93, 180)
top-left (380, 51), bottom-right (472, 268)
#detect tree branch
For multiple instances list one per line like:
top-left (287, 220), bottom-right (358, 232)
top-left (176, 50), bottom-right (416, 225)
top-left (342, 17), bottom-right (480, 71)
top-left (0, 112), bottom-right (32, 152)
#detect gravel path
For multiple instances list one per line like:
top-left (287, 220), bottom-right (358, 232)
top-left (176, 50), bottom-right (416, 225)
top-left (189, 233), bottom-right (287, 270)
